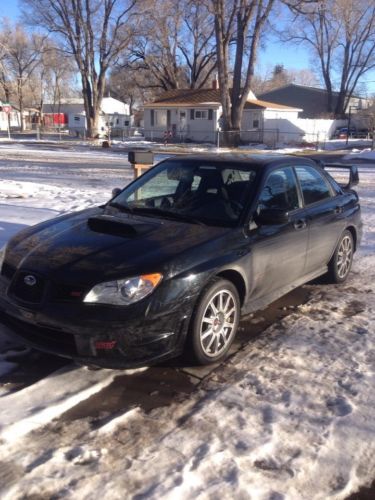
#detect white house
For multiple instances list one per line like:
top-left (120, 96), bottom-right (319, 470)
top-left (0, 102), bottom-right (21, 132)
top-left (42, 97), bottom-right (132, 137)
top-left (143, 87), bottom-right (302, 145)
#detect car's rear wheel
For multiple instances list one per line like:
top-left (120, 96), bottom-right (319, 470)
top-left (188, 278), bottom-right (240, 365)
top-left (327, 229), bottom-right (354, 283)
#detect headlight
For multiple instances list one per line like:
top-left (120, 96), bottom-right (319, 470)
top-left (83, 273), bottom-right (163, 305)
top-left (0, 244), bottom-right (7, 273)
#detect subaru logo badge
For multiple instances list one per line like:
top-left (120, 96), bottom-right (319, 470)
top-left (24, 275), bottom-right (37, 286)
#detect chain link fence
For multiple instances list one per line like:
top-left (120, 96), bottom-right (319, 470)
top-left (2, 124), bottom-right (334, 150)
top-left (12, 124), bottom-right (140, 141)
top-left (143, 128), bottom-right (324, 149)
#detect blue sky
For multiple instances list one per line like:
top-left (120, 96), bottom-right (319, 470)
top-left (3, 1), bottom-right (20, 21)
top-left (4, 0), bottom-right (375, 95)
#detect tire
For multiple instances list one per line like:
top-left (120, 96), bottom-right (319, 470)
top-left (327, 229), bottom-right (354, 283)
top-left (187, 278), bottom-right (240, 365)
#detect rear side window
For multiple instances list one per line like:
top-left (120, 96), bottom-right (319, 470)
top-left (258, 167), bottom-right (300, 212)
top-left (295, 166), bottom-right (332, 205)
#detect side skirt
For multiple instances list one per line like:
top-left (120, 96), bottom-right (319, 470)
top-left (241, 266), bottom-right (327, 316)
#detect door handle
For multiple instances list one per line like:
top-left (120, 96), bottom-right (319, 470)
top-left (293, 219), bottom-right (307, 230)
top-left (334, 206), bottom-right (343, 214)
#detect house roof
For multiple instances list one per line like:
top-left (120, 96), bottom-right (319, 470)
top-left (257, 83), bottom-right (368, 118)
top-left (244, 98), bottom-right (301, 111)
top-left (144, 88), bottom-right (301, 111)
top-left (144, 89), bottom-right (222, 107)
top-left (259, 83), bottom-right (365, 100)
top-left (0, 101), bottom-right (19, 111)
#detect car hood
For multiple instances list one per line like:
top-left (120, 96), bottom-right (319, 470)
top-left (5, 207), bottom-right (231, 284)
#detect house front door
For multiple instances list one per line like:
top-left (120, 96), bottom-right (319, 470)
top-left (179, 111), bottom-right (186, 130)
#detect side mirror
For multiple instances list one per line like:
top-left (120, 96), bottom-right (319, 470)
top-left (256, 208), bottom-right (290, 226)
top-left (111, 187), bottom-right (122, 198)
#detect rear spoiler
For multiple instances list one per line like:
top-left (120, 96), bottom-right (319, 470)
top-left (318, 162), bottom-right (359, 190)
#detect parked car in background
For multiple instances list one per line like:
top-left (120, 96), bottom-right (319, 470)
top-left (0, 155), bottom-right (362, 368)
top-left (332, 127), bottom-right (372, 140)
top-left (333, 127), bottom-right (357, 139)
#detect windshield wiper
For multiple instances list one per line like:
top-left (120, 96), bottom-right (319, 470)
top-left (107, 201), bottom-right (134, 214)
top-left (131, 206), bottom-right (206, 225)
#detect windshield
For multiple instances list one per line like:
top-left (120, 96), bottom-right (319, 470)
top-left (109, 159), bottom-right (257, 227)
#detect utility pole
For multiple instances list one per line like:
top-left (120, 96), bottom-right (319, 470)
top-left (346, 105), bottom-right (358, 146)
top-left (2, 103), bottom-right (12, 139)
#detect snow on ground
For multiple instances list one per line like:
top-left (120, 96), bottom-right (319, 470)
top-left (344, 148), bottom-right (375, 161)
top-left (0, 144), bottom-right (374, 499)
top-left (322, 139), bottom-right (373, 151)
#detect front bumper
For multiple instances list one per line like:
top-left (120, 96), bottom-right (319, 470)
top-left (0, 276), bottom-right (200, 369)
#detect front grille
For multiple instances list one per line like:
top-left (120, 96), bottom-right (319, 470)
top-left (6, 268), bottom-right (85, 305)
top-left (1, 262), bottom-right (16, 280)
top-left (10, 272), bottom-right (46, 303)
top-left (50, 283), bottom-right (87, 303)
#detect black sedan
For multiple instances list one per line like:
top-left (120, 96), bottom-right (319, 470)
top-left (0, 155), bottom-right (362, 368)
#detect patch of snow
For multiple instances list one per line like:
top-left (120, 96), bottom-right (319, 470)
top-left (323, 139), bottom-right (373, 151)
top-left (0, 366), bottom-right (117, 443)
top-left (344, 148), bottom-right (375, 161)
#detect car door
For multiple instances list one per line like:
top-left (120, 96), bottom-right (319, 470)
top-left (248, 166), bottom-right (309, 301)
top-left (294, 165), bottom-right (346, 274)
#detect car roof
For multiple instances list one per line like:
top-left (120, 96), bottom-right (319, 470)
top-left (166, 153), bottom-right (316, 170)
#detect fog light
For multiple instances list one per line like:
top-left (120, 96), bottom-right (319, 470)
top-left (95, 340), bottom-right (117, 350)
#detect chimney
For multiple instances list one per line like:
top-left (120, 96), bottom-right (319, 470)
top-left (212, 76), bottom-right (219, 90)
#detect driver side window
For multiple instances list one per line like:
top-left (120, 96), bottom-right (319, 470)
top-left (258, 167), bottom-right (300, 212)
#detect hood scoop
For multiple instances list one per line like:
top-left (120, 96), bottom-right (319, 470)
top-left (88, 215), bottom-right (157, 238)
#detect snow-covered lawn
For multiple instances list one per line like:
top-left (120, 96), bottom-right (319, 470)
top-left (0, 144), bottom-right (374, 499)
top-left (344, 148), bottom-right (375, 161)
top-left (322, 139), bottom-right (373, 151)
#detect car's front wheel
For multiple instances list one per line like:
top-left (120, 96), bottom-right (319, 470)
top-left (188, 278), bottom-right (240, 365)
top-left (327, 229), bottom-right (354, 283)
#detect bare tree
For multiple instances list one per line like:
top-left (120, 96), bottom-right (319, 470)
top-left (0, 32), bottom-right (13, 132)
top-left (0, 21), bottom-right (45, 130)
top-left (44, 48), bottom-right (77, 114)
top-left (0, 39), bottom-right (12, 106)
top-left (126, 0), bottom-right (216, 92)
top-left (108, 66), bottom-right (149, 114)
top-left (28, 44), bottom-right (77, 124)
top-left (212, 0), bottom-right (275, 142)
top-left (179, 1), bottom-right (217, 89)
top-left (22, 0), bottom-right (138, 137)
top-left (130, 0), bottom-right (185, 91)
top-left (284, 0), bottom-right (375, 117)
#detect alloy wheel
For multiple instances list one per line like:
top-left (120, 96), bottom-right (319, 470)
top-left (337, 234), bottom-right (353, 279)
top-left (199, 289), bottom-right (238, 358)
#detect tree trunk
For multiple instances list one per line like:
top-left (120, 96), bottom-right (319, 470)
top-left (18, 81), bottom-right (24, 132)
top-left (213, 1), bottom-right (273, 147)
top-left (213, 1), bottom-right (232, 146)
top-left (4, 85), bottom-right (11, 133)
top-left (334, 92), bottom-right (347, 118)
top-left (80, 70), bottom-right (105, 138)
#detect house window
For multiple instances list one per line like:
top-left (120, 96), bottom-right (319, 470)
top-left (124, 120), bottom-right (129, 126)
top-left (195, 110), bottom-right (208, 119)
top-left (150, 110), bottom-right (167, 127)
top-left (253, 119), bottom-right (259, 129)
